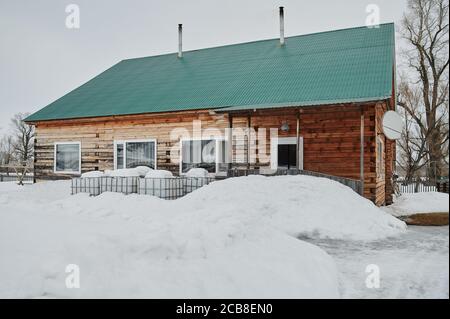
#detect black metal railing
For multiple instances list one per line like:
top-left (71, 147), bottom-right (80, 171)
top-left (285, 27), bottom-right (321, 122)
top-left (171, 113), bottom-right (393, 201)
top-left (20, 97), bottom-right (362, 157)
top-left (183, 177), bottom-right (215, 195)
top-left (227, 168), bottom-right (362, 194)
top-left (71, 176), bottom-right (216, 199)
top-left (138, 178), bottom-right (184, 200)
top-left (70, 168), bottom-right (363, 199)
top-left (0, 174), bottom-right (34, 183)
top-left (71, 177), bottom-right (102, 196)
top-left (71, 176), bottom-right (140, 196)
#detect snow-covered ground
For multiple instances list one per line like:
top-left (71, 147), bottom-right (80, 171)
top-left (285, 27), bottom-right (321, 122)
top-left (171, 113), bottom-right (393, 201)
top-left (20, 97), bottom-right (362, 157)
top-left (306, 226), bottom-right (449, 299)
top-left (383, 192), bottom-right (449, 217)
top-left (0, 176), bottom-right (408, 298)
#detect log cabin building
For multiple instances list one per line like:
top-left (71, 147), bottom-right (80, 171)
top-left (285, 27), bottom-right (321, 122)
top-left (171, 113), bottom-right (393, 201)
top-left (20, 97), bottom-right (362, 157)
top-left (25, 22), bottom-right (397, 206)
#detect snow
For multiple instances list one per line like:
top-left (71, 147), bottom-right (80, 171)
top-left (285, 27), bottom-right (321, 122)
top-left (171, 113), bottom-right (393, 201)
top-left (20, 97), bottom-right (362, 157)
top-left (182, 175), bottom-right (406, 241)
top-left (134, 166), bottom-right (152, 177)
top-left (306, 226), bottom-right (449, 299)
top-left (107, 168), bottom-right (140, 177)
top-left (185, 168), bottom-right (209, 178)
top-left (145, 169), bottom-right (174, 178)
top-left (0, 175), bottom-right (407, 298)
top-left (81, 171), bottom-right (104, 178)
top-left (384, 192), bottom-right (449, 217)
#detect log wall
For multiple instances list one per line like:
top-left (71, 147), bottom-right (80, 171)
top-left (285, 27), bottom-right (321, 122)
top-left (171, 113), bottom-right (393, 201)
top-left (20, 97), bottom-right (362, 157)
top-left (33, 103), bottom-right (394, 205)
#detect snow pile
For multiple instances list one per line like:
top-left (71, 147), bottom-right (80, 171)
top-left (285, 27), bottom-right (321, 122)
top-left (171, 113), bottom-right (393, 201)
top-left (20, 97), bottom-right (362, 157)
top-left (185, 168), bottom-right (209, 178)
top-left (81, 171), bottom-right (104, 178)
top-left (145, 169), bottom-right (173, 178)
top-left (0, 175), bottom-right (407, 298)
top-left (385, 192), bottom-right (449, 217)
top-left (181, 175), bottom-right (406, 241)
top-left (0, 179), bottom-right (338, 298)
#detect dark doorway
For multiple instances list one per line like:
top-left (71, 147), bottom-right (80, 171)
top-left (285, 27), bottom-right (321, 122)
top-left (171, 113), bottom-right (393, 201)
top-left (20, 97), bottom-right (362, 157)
top-left (278, 144), bottom-right (297, 169)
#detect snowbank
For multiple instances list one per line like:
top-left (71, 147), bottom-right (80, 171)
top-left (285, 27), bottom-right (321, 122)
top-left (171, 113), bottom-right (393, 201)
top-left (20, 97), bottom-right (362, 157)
top-left (0, 206), bottom-right (338, 298)
top-left (384, 192), bottom-right (449, 217)
top-left (0, 179), bottom-right (338, 298)
top-left (181, 175), bottom-right (406, 241)
top-left (0, 175), bottom-right (407, 298)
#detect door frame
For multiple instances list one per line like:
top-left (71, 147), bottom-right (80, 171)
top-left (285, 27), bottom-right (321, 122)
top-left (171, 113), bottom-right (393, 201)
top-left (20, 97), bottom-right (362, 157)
top-left (270, 136), bottom-right (303, 170)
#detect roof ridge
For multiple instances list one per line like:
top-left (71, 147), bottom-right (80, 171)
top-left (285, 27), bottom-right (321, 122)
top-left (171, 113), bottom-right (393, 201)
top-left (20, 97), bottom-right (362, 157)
top-left (122, 22), bottom-right (395, 62)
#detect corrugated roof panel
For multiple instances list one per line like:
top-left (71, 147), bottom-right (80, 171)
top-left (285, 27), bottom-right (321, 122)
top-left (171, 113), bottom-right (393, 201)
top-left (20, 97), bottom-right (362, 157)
top-left (26, 23), bottom-right (395, 122)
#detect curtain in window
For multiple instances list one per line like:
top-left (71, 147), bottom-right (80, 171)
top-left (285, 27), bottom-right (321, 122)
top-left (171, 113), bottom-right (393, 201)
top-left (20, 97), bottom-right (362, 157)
top-left (125, 142), bottom-right (155, 169)
top-left (116, 143), bottom-right (124, 169)
top-left (56, 144), bottom-right (80, 172)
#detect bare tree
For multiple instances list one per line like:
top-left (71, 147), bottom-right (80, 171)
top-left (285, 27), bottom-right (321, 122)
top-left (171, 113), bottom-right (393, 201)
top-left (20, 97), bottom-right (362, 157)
top-left (0, 135), bottom-right (16, 165)
top-left (11, 113), bottom-right (35, 165)
top-left (397, 80), bottom-right (429, 181)
top-left (398, 0), bottom-right (449, 181)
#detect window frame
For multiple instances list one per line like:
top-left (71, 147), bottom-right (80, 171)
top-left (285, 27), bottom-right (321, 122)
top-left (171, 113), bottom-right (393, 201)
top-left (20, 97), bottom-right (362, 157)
top-left (54, 141), bottom-right (82, 175)
top-left (113, 139), bottom-right (157, 170)
top-left (179, 137), bottom-right (226, 175)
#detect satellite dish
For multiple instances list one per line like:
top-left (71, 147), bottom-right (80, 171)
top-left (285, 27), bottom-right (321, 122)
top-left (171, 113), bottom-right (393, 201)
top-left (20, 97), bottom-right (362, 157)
top-left (382, 111), bottom-right (403, 140)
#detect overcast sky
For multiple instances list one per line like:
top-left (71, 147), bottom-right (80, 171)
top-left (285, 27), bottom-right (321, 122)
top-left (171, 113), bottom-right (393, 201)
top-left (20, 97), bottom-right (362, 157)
top-left (0, 0), bottom-right (407, 135)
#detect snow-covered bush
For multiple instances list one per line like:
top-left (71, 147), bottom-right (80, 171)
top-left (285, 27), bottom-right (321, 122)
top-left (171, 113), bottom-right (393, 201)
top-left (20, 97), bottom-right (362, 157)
top-left (108, 169), bottom-right (141, 177)
top-left (145, 169), bottom-right (173, 178)
top-left (134, 166), bottom-right (152, 177)
top-left (81, 171), bottom-right (104, 178)
top-left (185, 168), bottom-right (209, 178)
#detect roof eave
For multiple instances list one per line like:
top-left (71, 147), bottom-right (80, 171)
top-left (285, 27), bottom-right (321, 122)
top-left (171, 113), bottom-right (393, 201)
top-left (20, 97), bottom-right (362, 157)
top-left (215, 96), bottom-right (393, 113)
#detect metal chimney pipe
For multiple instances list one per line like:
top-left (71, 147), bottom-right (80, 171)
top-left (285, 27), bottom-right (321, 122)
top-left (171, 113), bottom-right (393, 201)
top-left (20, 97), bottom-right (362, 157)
top-left (279, 7), bottom-right (285, 46)
top-left (178, 24), bottom-right (183, 58)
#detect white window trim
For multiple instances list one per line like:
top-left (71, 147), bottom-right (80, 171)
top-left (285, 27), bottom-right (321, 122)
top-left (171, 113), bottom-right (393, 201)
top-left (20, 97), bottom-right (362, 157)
top-left (179, 137), bottom-right (225, 175)
top-left (270, 136), bottom-right (303, 170)
top-left (54, 141), bottom-right (82, 175)
top-left (113, 139), bottom-right (157, 170)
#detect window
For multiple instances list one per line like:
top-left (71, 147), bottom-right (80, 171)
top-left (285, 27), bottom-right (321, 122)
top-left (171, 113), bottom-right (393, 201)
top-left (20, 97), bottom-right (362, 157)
top-left (114, 140), bottom-right (156, 169)
top-left (180, 139), bottom-right (227, 174)
top-left (54, 142), bottom-right (81, 174)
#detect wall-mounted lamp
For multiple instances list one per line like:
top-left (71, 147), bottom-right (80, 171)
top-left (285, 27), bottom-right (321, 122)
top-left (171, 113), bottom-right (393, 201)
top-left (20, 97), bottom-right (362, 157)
top-left (281, 121), bottom-right (290, 132)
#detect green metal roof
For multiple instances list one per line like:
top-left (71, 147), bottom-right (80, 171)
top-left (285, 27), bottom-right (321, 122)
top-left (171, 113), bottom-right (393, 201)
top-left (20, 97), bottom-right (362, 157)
top-left (26, 23), bottom-right (395, 122)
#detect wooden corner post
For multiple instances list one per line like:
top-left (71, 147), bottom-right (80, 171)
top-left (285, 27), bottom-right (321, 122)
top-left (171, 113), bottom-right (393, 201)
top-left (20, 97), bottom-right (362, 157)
top-left (360, 106), bottom-right (365, 196)
top-left (296, 109), bottom-right (300, 169)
